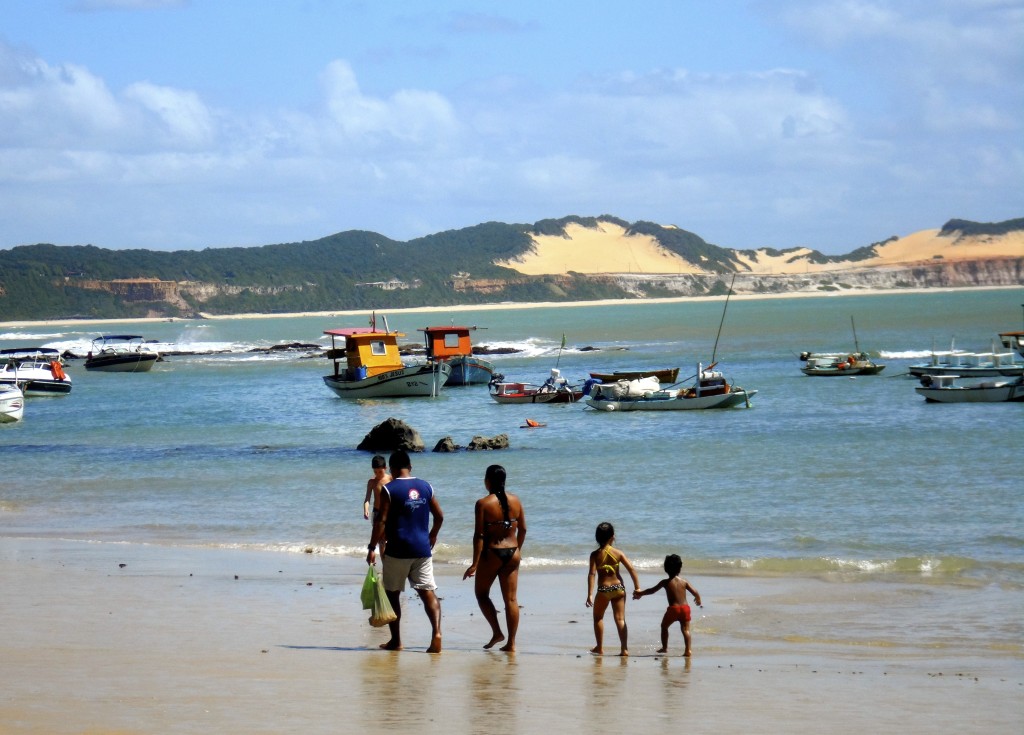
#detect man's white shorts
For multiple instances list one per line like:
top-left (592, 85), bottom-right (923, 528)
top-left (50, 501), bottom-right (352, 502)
top-left (382, 556), bottom-right (436, 592)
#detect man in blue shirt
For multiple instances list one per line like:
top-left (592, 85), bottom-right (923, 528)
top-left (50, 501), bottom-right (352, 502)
top-left (366, 449), bottom-right (444, 652)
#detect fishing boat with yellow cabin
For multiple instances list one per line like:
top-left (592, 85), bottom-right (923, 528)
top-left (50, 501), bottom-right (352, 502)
top-left (322, 319), bottom-right (450, 399)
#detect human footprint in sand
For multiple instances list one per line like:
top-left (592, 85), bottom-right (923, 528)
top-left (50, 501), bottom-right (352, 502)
top-left (366, 450), bottom-right (444, 653)
top-left (634, 554), bottom-right (702, 656)
top-left (463, 464), bottom-right (527, 652)
top-left (586, 522), bottom-right (640, 656)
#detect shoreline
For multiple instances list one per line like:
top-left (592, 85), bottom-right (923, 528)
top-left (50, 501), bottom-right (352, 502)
top-left (1, 536), bottom-right (1020, 734)
top-left (1, 284), bottom-right (1020, 329)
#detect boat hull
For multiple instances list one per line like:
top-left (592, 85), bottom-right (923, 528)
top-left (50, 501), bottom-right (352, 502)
top-left (589, 368), bottom-right (679, 383)
top-left (0, 377), bottom-right (73, 396)
top-left (323, 363), bottom-right (450, 398)
top-left (490, 390), bottom-right (582, 404)
top-left (85, 353), bottom-right (159, 372)
top-left (915, 379), bottom-right (1024, 403)
top-left (446, 356), bottom-right (495, 386)
top-left (909, 364), bottom-right (1023, 378)
top-left (0, 386), bottom-right (25, 423)
top-left (586, 388), bottom-right (756, 411)
top-left (801, 364), bottom-right (885, 376)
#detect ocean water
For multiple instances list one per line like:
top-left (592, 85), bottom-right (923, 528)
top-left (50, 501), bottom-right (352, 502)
top-left (2, 289), bottom-right (1023, 658)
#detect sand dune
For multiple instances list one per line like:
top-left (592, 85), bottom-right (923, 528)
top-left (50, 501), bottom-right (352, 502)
top-left (500, 220), bottom-right (1023, 276)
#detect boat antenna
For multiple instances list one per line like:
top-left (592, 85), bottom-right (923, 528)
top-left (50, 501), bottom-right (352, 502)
top-left (710, 273), bottom-right (737, 365)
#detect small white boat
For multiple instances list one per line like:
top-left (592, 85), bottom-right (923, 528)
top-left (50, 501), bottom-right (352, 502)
top-left (0, 348), bottom-right (72, 395)
top-left (84, 335), bottom-right (160, 372)
top-left (915, 374), bottom-right (1024, 403)
top-left (489, 369), bottom-right (583, 404)
top-left (800, 351), bottom-right (885, 376)
top-left (322, 318), bottom-right (450, 399)
top-left (0, 383), bottom-right (25, 423)
top-left (800, 317), bottom-right (885, 375)
top-left (584, 363), bottom-right (756, 411)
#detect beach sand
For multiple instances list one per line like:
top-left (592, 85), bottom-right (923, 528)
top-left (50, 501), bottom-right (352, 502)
top-left (1, 538), bottom-right (1019, 734)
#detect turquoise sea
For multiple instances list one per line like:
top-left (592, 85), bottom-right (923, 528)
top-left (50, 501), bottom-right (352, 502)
top-left (2, 288), bottom-right (1023, 658)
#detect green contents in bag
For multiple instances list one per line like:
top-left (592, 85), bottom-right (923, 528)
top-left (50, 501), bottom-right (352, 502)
top-left (360, 565), bottom-right (376, 610)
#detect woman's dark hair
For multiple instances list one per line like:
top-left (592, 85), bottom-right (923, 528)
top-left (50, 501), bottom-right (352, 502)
top-left (664, 554), bottom-right (683, 576)
top-left (371, 454), bottom-right (387, 469)
top-left (595, 522), bottom-right (615, 546)
top-left (485, 464), bottom-right (511, 529)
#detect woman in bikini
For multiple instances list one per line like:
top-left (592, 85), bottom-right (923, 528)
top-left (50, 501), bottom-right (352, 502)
top-left (586, 522), bottom-right (640, 656)
top-left (463, 464), bottom-right (527, 652)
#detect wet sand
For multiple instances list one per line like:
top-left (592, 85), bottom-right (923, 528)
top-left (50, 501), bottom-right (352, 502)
top-left (1, 537), bottom-right (1020, 734)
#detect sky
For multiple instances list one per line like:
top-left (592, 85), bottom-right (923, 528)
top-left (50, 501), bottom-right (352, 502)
top-left (1, 0), bottom-right (1021, 254)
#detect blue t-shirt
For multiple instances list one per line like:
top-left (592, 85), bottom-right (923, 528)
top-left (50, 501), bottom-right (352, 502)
top-left (382, 477), bottom-right (435, 559)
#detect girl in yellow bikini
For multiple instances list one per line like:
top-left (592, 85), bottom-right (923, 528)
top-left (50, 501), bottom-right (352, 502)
top-left (586, 522), bottom-right (640, 656)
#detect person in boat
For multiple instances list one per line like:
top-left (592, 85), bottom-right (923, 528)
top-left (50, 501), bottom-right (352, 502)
top-left (366, 450), bottom-right (444, 653)
top-left (462, 464), bottom-right (527, 652)
top-left (586, 522), bottom-right (640, 656)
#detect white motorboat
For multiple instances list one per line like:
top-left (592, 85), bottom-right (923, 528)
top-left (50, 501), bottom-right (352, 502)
top-left (0, 348), bottom-right (72, 395)
top-left (84, 335), bottom-right (160, 372)
top-left (322, 319), bottom-right (449, 399)
top-left (0, 383), bottom-right (25, 423)
top-left (915, 374), bottom-right (1024, 403)
top-left (584, 363), bottom-right (756, 411)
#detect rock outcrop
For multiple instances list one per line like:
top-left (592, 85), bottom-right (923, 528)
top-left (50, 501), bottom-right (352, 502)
top-left (356, 418), bottom-right (425, 453)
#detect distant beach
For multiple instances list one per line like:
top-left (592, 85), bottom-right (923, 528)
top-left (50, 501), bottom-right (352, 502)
top-left (2, 284), bottom-right (1019, 329)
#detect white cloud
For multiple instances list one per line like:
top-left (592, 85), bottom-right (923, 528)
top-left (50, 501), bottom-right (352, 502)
top-left (320, 60), bottom-right (459, 147)
top-left (123, 82), bottom-right (215, 147)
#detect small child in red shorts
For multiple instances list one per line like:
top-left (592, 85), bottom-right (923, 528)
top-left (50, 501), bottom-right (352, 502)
top-left (634, 554), bottom-right (702, 656)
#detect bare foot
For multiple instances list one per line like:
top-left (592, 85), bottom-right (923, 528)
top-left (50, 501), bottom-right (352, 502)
top-left (426, 634), bottom-right (442, 654)
top-left (590, 646), bottom-right (603, 655)
top-left (483, 632), bottom-right (505, 650)
top-left (656, 647), bottom-right (667, 653)
top-left (379, 640), bottom-right (402, 651)
top-left (499, 642), bottom-right (515, 653)
top-left (619, 650), bottom-right (629, 657)
top-left (684, 650), bottom-right (692, 657)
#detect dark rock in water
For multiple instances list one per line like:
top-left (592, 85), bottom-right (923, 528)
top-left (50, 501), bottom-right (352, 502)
top-left (249, 342), bottom-right (321, 353)
top-left (467, 433), bottom-right (510, 451)
top-left (432, 436), bottom-right (461, 452)
top-left (474, 345), bottom-right (521, 355)
top-left (578, 345), bottom-right (600, 352)
top-left (357, 417), bottom-right (425, 452)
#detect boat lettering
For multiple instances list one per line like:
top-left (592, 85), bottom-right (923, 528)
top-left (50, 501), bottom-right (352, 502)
top-left (377, 370), bottom-right (405, 381)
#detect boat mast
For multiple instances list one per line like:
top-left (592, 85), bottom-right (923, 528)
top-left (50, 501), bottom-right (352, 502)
top-left (851, 316), bottom-right (861, 354)
top-left (710, 273), bottom-right (737, 365)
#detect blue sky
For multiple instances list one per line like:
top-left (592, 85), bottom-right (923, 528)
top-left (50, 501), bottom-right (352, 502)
top-left (1, 0), bottom-right (1021, 253)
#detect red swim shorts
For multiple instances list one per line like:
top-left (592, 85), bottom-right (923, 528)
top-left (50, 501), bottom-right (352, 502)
top-left (662, 604), bottom-right (691, 624)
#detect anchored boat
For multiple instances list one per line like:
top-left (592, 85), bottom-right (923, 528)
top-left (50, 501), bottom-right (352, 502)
top-left (0, 348), bottom-right (72, 395)
top-left (585, 363), bottom-right (755, 411)
top-left (420, 325), bottom-right (494, 385)
top-left (84, 335), bottom-right (159, 372)
top-left (322, 320), bottom-right (450, 399)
